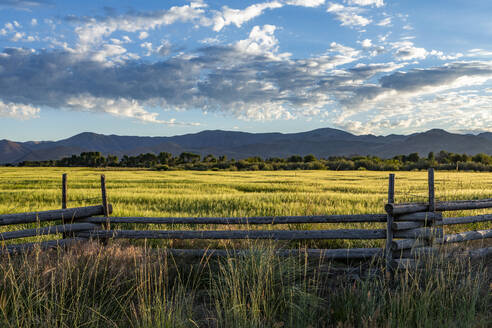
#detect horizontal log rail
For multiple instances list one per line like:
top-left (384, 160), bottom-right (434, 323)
top-left (385, 198), bottom-right (492, 216)
top-left (395, 212), bottom-right (439, 222)
top-left (1, 237), bottom-right (85, 254)
top-left (393, 212), bottom-right (492, 226)
top-left (158, 247), bottom-right (383, 260)
top-left (393, 227), bottom-right (438, 239)
top-left (391, 238), bottom-right (428, 251)
top-left (442, 214), bottom-right (492, 225)
top-left (442, 229), bottom-right (492, 244)
top-left (0, 205), bottom-right (112, 225)
top-left (0, 223), bottom-right (98, 241)
top-left (77, 229), bottom-right (387, 240)
top-left (391, 221), bottom-right (425, 231)
top-left (81, 213), bottom-right (387, 225)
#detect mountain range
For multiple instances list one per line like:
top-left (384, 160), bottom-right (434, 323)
top-left (1, 128), bottom-right (492, 164)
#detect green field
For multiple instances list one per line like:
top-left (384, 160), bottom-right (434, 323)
top-left (0, 168), bottom-right (491, 327)
top-left (3, 167), bottom-right (492, 213)
top-left (1, 167), bottom-right (491, 233)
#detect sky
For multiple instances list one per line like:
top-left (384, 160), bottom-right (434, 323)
top-left (0, 0), bottom-right (492, 141)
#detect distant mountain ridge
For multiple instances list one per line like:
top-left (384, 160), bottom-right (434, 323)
top-left (1, 128), bottom-right (492, 164)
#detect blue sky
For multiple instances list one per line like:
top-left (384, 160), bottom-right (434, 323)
top-left (0, 0), bottom-right (491, 141)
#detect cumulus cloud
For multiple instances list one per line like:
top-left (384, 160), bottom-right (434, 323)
top-left (0, 27), bottom-right (364, 123)
top-left (0, 0), bottom-right (49, 8)
top-left (285, 0), bottom-right (325, 7)
top-left (91, 43), bottom-right (128, 63)
top-left (429, 50), bottom-right (463, 61)
top-left (327, 3), bottom-right (371, 27)
top-left (376, 17), bottom-right (391, 26)
top-left (378, 62), bottom-right (492, 94)
top-left (345, 0), bottom-right (384, 7)
top-left (0, 100), bottom-right (39, 120)
top-left (156, 39), bottom-right (173, 56)
top-left (72, 2), bottom-right (209, 50)
top-left (336, 88), bottom-right (492, 134)
top-left (467, 49), bottom-right (492, 57)
top-left (212, 1), bottom-right (283, 31)
top-left (138, 31), bottom-right (149, 40)
top-left (66, 95), bottom-right (197, 125)
top-left (2, 13), bottom-right (492, 134)
top-left (391, 41), bottom-right (427, 61)
top-left (234, 24), bottom-right (289, 59)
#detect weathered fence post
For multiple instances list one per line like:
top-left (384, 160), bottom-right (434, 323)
top-left (385, 173), bottom-right (395, 275)
top-left (61, 173), bottom-right (68, 238)
top-left (100, 174), bottom-right (110, 244)
top-left (428, 168), bottom-right (435, 212)
top-left (428, 168), bottom-right (443, 246)
top-left (62, 173), bottom-right (67, 210)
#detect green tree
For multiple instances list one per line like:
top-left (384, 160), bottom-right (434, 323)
top-left (303, 154), bottom-right (317, 162)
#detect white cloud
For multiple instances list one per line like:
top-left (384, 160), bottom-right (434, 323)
top-left (360, 38), bottom-right (372, 48)
top-left (91, 43), bottom-right (128, 63)
top-left (138, 31), bottom-right (149, 40)
top-left (467, 49), bottom-right (492, 57)
top-left (285, 0), bottom-right (325, 7)
top-left (31, 18), bottom-right (38, 26)
top-left (74, 2), bottom-right (209, 50)
top-left (430, 50), bottom-right (463, 61)
top-left (0, 100), bottom-right (39, 120)
top-left (359, 38), bottom-right (385, 56)
top-left (235, 25), bottom-right (284, 58)
top-left (156, 40), bottom-right (172, 56)
top-left (200, 37), bottom-right (221, 44)
top-left (213, 1), bottom-right (283, 32)
top-left (392, 41), bottom-right (427, 61)
top-left (345, 0), bottom-right (384, 7)
top-left (66, 94), bottom-right (198, 125)
top-left (327, 3), bottom-right (371, 27)
top-left (4, 22), bottom-right (14, 31)
top-left (140, 42), bottom-right (153, 56)
top-left (376, 17), bottom-right (391, 26)
top-left (342, 90), bottom-right (492, 134)
top-left (10, 32), bottom-right (25, 42)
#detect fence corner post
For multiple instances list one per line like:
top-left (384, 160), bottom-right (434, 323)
top-left (385, 173), bottom-right (395, 276)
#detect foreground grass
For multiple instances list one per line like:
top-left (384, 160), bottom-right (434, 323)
top-left (0, 242), bottom-right (490, 327)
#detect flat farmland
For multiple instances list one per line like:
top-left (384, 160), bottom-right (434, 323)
top-left (1, 168), bottom-right (491, 247)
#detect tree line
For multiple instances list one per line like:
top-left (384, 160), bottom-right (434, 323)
top-left (10, 150), bottom-right (492, 171)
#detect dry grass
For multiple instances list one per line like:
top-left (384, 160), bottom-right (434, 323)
top-left (0, 241), bottom-right (490, 327)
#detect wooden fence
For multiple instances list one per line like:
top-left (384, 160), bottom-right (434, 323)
top-left (0, 169), bottom-right (491, 271)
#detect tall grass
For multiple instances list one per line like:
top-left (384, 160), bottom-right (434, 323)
top-left (0, 242), bottom-right (489, 327)
top-left (210, 245), bottom-right (325, 328)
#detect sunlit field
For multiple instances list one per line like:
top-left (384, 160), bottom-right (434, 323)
top-left (1, 167), bottom-right (491, 247)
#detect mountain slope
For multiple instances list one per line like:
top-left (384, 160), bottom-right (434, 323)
top-left (1, 128), bottom-right (492, 163)
top-left (0, 140), bottom-right (31, 163)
